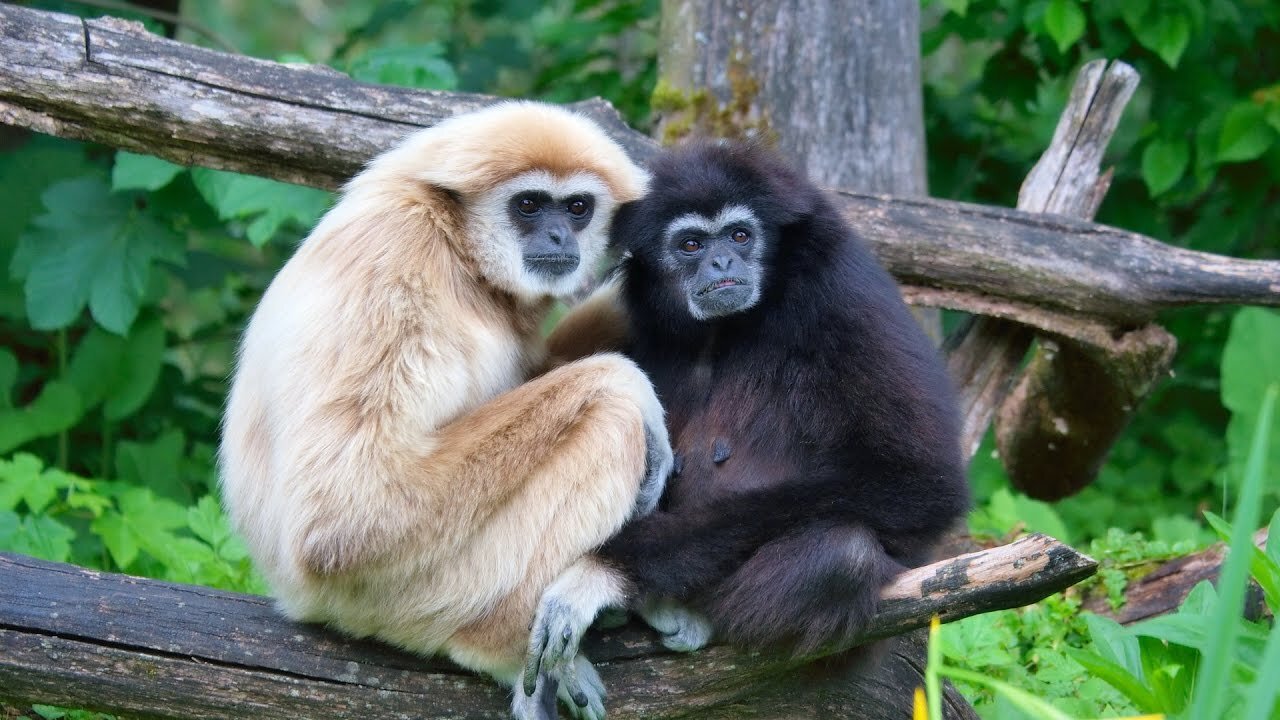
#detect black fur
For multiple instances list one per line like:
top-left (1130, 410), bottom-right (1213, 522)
top-left (597, 142), bottom-right (970, 657)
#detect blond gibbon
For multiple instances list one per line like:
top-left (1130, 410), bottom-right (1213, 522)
top-left (219, 102), bottom-right (673, 720)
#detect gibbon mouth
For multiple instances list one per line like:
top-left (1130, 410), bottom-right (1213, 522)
top-left (525, 254), bottom-right (581, 276)
top-left (696, 278), bottom-right (747, 296)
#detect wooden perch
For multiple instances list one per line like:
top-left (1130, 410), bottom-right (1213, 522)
top-left (2, 3), bottom-right (1277, 331)
top-left (0, 535), bottom-right (1094, 719)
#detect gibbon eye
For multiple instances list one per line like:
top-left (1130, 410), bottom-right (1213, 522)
top-left (731, 229), bottom-right (750, 243)
top-left (517, 197), bottom-right (540, 215)
top-left (680, 238), bottom-right (702, 253)
top-left (567, 199), bottom-right (591, 218)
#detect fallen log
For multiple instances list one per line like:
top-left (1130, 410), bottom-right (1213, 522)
top-left (1083, 528), bottom-right (1270, 625)
top-left (0, 534), bottom-right (1094, 719)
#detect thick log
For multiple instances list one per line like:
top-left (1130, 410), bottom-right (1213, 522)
top-left (0, 535), bottom-right (1092, 719)
top-left (1, 4), bottom-right (1277, 329)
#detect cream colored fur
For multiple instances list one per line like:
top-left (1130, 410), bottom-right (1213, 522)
top-left (219, 102), bottom-right (665, 712)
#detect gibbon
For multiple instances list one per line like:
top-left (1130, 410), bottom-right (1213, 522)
top-left (526, 141), bottom-right (969, 691)
top-left (219, 102), bottom-right (673, 720)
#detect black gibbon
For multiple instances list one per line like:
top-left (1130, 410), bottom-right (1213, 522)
top-left (219, 101), bottom-right (673, 720)
top-left (528, 142), bottom-right (970, 684)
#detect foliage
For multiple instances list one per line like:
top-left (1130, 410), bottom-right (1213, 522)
top-left (1069, 387), bottom-right (1279, 719)
top-left (924, 0), bottom-right (1280, 545)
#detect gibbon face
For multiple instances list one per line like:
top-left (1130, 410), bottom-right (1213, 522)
top-left (350, 101), bottom-right (647, 303)
top-left (661, 204), bottom-right (768, 319)
top-left (469, 169), bottom-right (616, 300)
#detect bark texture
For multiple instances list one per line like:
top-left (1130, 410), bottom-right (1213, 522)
top-left (656, 0), bottom-right (926, 194)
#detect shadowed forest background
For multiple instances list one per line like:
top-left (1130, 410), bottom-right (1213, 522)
top-left (1, 1), bottom-right (1278, 718)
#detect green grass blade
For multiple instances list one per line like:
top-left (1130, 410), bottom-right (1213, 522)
top-left (1189, 384), bottom-right (1277, 720)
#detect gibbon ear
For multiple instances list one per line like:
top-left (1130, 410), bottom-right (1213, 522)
top-left (760, 160), bottom-right (822, 229)
top-left (607, 200), bottom-right (643, 252)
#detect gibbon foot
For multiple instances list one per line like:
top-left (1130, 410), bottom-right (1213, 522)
top-left (639, 596), bottom-right (713, 653)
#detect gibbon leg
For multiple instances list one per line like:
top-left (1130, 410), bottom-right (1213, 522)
top-left (429, 354), bottom-right (670, 712)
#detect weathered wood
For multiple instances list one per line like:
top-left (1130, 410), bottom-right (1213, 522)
top-left (0, 536), bottom-right (1091, 719)
top-left (936, 60), bottom-right (1136, 463)
top-left (656, 0), bottom-right (926, 195)
top-left (2, 4), bottom-right (1277, 330)
top-left (987, 61), bottom-right (1177, 500)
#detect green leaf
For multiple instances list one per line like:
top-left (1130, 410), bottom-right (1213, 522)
top-left (1204, 510), bottom-right (1280, 613)
top-left (1243, 605), bottom-right (1280, 719)
top-left (1118, 0), bottom-right (1151, 32)
top-left (0, 139), bottom-right (99, 309)
top-left (190, 169), bottom-right (332, 247)
top-left (1133, 11), bottom-right (1191, 68)
top-left (1218, 101), bottom-right (1276, 163)
top-left (1043, 0), bottom-right (1085, 53)
top-left (103, 314), bottom-right (166, 420)
top-left (1189, 384), bottom-right (1277, 720)
top-left (187, 494), bottom-right (231, 549)
top-left (115, 429), bottom-right (190, 503)
top-left (1141, 136), bottom-right (1190, 196)
top-left (90, 486), bottom-right (187, 570)
top-left (0, 453), bottom-right (73, 514)
top-left (941, 0), bottom-right (969, 16)
top-left (1066, 648), bottom-right (1162, 712)
top-left (1267, 509), bottom-right (1280, 574)
top-left (1222, 308), bottom-right (1280, 490)
top-left (111, 152), bottom-right (184, 192)
top-left (90, 512), bottom-right (139, 568)
top-left (0, 381), bottom-right (82, 455)
top-left (0, 510), bottom-right (76, 562)
top-left (11, 178), bottom-right (184, 334)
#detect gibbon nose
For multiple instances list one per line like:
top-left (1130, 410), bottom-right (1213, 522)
top-left (547, 230), bottom-right (564, 246)
top-left (711, 254), bottom-right (733, 271)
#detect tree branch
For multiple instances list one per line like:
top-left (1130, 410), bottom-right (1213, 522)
top-left (0, 536), bottom-right (1091, 718)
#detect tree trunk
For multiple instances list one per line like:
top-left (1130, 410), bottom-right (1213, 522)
top-left (656, 0), bottom-right (925, 195)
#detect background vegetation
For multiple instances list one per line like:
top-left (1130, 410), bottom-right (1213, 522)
top-left (1, 0), bottom-right (1277, 718)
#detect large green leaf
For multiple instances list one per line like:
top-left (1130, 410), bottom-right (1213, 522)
top-left (190, 168), bottom-right (332, 247)
top-left (11, 178), bottom-right (185, 334)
